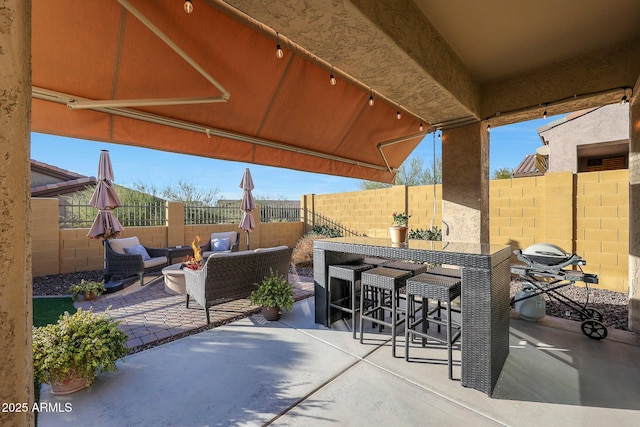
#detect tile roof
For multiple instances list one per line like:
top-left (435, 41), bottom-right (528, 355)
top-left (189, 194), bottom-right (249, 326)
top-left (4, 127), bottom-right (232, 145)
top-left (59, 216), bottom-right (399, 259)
top-left (513, 154), bottom-right (543, 178)
top-left (30, 159), bottom-right (96, 197)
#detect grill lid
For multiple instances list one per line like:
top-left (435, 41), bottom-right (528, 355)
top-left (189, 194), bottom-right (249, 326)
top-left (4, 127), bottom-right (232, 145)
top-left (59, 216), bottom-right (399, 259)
top-left (521, 243), bottom-right (571, 266)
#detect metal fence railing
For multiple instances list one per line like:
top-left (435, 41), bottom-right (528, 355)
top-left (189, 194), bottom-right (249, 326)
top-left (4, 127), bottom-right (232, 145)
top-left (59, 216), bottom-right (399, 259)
top-left (306, 209), bottom-right (360, 236)
top-left (184, 205), bottom-right (242, 225)
top-left (185, 204), bottom-right (301, 224)
top-left (59, 202), bottom-right (166, 228)
top-left (260, 205), bottom-right (301, 223)
top-left (59, 202), bottom-right (304, 228)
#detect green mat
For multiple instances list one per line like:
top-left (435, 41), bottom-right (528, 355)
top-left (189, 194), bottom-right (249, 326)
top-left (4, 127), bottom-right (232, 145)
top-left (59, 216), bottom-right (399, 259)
top-left (32, 297), bottom-right (77, 327)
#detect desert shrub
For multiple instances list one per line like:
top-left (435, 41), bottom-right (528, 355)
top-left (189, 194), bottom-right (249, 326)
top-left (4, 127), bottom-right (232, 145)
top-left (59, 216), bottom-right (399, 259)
top-left (311, 225), bottom-right (343, 238)
top-left (409, 226), bottom-right (442, 241)
top-left (292, 232), bottom-right (326, 267)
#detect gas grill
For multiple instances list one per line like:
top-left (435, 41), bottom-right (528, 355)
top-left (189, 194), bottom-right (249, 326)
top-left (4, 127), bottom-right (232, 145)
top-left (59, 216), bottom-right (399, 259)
top-left (510, 243), bottom-right (607, 340)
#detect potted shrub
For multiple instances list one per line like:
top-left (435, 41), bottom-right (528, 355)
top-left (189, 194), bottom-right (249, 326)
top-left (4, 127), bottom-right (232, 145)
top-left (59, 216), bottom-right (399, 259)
top-left (32, 308), bottom-right (129, 394)
top-left (249, 268), bottom-right (295, 321)
top-left (389, 211), bottom-right (411, 244)
top-left (69, 279), bottom-right (106, 301)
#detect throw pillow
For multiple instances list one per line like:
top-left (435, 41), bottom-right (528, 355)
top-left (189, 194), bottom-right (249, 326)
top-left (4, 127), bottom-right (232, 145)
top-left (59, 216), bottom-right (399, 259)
top-left (124, 244), bottom-right (151, 261)
top-left (212, 238), bottom-right (231, 251)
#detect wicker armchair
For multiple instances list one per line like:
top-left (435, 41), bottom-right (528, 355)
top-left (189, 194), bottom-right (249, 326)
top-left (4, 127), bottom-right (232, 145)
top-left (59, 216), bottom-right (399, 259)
top-left (199, 231), bottom-right (240, 257)
top-left (183, 246), bottom-right (292, 324)
top-left (104, 237), bottom-right (169, 285)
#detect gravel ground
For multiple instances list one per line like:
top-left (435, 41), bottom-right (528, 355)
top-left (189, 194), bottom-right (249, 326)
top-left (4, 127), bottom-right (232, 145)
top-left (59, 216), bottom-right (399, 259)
top-left (33, 268), bottom-right (630, 331)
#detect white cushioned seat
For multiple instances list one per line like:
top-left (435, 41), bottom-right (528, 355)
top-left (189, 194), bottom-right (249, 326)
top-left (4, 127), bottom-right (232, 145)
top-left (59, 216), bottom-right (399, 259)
top-left (143, 256), bottom-right (169, 268)
top-left (109, 236), bottom-right (142, 254)
top-left (202, 231), bottom-right (240, 257)
top-left (105, 236), bottom-right (169, 285)
top-left (254, 245), bottom-right (289, 253)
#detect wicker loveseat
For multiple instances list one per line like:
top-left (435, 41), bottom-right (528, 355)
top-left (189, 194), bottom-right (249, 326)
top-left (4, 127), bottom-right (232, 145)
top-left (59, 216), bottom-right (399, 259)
top-left (105, 237), bottom-right (169, 285)
top-left (183, 246), bottom-right (293, 324)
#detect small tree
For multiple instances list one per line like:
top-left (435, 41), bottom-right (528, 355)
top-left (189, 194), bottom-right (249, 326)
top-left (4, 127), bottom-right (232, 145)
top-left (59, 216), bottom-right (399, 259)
top-left (492, 168), bottom-right (513, 180)
top-left (160, 180), bottom-right (219, 205)
top-left (359, 156), bottom-right (442, 189)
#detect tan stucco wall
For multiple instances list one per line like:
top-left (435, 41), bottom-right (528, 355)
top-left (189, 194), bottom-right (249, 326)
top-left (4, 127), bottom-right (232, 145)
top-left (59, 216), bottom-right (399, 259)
top-left (628, 98), bottom-right (640, 331)
top-left (442, 123), bottom-right (490, 243)
top-left (540, 103), bottom-right (630, 173)
top-left (0, 0), bottom-right (33, 425)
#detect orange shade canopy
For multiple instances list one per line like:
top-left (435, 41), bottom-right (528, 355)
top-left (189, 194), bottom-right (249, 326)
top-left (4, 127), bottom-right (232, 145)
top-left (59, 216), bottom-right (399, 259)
top-left (32, 0), bottom-right (425, 183)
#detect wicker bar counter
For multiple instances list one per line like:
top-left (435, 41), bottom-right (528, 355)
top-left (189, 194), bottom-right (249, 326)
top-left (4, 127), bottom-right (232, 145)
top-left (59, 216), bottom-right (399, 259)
top-left (313, 237), bottom-right (511, 396)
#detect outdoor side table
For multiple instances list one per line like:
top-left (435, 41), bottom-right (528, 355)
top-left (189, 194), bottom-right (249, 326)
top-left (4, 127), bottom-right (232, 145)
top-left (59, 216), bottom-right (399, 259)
top-left (166, 246), bottom-right (194, 265)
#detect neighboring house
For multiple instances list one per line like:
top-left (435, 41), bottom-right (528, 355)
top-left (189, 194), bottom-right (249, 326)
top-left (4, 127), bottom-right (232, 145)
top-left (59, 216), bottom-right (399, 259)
top-left (30, 159), bottom-right (96, 198)
top-left (513, 103), bottom-right (629, 177)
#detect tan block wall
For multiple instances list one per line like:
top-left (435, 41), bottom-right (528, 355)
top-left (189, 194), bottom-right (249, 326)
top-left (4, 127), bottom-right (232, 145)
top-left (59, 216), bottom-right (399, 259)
top-left (31, 198), bottom-right (61, 276)
top-left (575, 170), bottom-right (629, 291)
top-left (307, 170), bottom-right (630, 293)
top-left (59, 226), bottom-right (167, 273)
top-left (310, 186), bottom-right (407, 238)
top-left (59, 229), bottom-right (105, 273)
top-left (31, 198), bottom-right (306, 277)
top-left (166, 201), bottom-right (184, 247)
top-left (408, 184), bottom-right (442, 231)
top-left (260, 221), bottom-right (305, 248)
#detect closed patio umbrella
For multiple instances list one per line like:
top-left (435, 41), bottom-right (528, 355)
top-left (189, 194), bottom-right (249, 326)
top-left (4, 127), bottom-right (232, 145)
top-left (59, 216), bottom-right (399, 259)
top-left (239, 168), bottom-right (256, 250)
top-left (87, 150), bottom-right (124, 284)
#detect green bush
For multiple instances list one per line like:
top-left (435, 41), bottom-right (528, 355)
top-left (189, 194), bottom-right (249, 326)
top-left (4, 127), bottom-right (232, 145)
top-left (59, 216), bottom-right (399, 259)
top-left (409, 226), bottom-right (442, 241)
top-left (32, 308), bottom-right (129, 389)
top-left (249, 268), bottom-right (294, 311)
top-left (68, 279), bottom-right (106, 301)
top-left (311, 224), bottom-right (343, 237)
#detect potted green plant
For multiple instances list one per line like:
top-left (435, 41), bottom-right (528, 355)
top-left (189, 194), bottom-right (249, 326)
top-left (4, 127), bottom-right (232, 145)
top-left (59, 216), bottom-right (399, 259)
top-left (32, 308), bottom-right (129, 394)
top-left (249, 268), bottom-right (295, 321)
top-left (68, 279), bottom-right (106, 301)
top-left (390, 211), bottom-right (411, 244)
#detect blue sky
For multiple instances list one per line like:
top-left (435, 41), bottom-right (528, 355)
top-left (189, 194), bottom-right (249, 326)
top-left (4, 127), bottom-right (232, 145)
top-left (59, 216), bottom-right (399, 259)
top-left (30, 115), bottom-right (557, 200)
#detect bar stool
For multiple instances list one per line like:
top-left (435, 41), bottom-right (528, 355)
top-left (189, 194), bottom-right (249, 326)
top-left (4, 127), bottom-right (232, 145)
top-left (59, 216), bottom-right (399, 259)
top-left (362, 257), bottom-right (391, 267)
top-left (359, 267), bottom-right (411, 357)
top-left (374, 261), bottom-right (428, 321)
top-left (328, 264), bottom-right (374, 338)
top-left (383, 260), bottom-right (430, 276)
top-left (428, 266), bottom-right (462, 279)
top-left (404, 273), bottom-right (461, 379)
top-left (428, 266), bottom-right (462, 308)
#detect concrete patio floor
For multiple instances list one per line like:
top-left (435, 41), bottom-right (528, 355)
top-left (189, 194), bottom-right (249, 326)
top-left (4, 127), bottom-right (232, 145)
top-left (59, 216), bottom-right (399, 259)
top-left (39, 285), bottom-right (640, 427)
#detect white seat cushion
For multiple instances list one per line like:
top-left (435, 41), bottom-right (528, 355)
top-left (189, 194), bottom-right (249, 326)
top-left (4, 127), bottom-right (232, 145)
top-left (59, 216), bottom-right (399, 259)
top-left (210, 232), bottom-right (238, 247)
top-left (254, 245), bottom-right (289, 253)
top-left (109, 237), bottom-right (142, 254)
top-left (143, 256), bottom-right (168, 268)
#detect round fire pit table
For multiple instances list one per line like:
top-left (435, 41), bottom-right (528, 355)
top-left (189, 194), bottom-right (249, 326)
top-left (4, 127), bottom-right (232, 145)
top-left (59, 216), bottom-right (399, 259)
top-left (162, 263), bottom-right (187, 295)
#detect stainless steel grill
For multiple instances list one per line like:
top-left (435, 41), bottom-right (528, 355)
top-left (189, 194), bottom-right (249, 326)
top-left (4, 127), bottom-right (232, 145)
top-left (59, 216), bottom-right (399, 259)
top-left (510, 243), bottom-right (607, 340)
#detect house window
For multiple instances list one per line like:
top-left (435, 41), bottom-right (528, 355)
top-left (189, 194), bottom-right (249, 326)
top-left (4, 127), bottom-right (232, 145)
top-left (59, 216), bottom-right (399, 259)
top-left (583, 156), bottom-right (626, 172)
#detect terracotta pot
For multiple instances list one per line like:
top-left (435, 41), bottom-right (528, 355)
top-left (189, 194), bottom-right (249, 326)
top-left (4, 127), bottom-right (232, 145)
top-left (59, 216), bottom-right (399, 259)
top-left (389, 226), bottom-right (408, 244)
top-left (262, 306), bottom-right (281, 321)
top-left (51, 371), bottom-right (88, 395)
top-left (83, 291), bottom-right (96, 301)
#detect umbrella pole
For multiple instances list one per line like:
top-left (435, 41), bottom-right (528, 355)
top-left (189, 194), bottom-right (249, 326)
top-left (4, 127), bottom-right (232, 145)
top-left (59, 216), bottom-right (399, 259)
top-left (246, 231), bottom-right (250, 250)
top-left (103, 239), bottom-right (109, 282)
